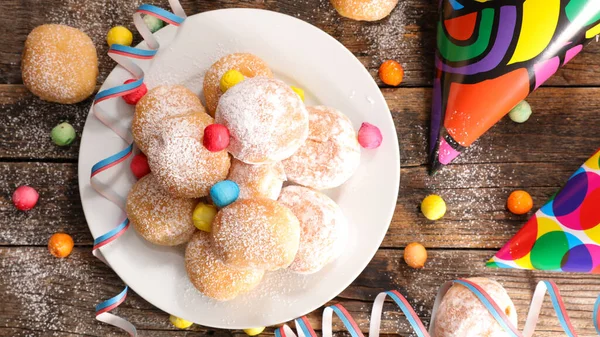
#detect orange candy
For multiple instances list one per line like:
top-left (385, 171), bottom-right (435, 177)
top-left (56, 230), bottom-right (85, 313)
top-left (378, 60), bottom-right (404, 86)
top-left (404, 242), bottom-right (427, 269)
top-left (48, 233), bottom-right (74, 258)
top-left (507, 190), bottom-right (533, 215)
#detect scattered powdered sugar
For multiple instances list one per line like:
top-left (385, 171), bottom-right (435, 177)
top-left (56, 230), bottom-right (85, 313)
top-left (215, 77), bottom-right (309, 164)
top-left (278, 186), bottom-right (348, 274)
top-left (227, 159), bottom-right (287, 200)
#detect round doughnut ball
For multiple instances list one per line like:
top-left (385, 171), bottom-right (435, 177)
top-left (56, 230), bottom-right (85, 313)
top-left (186, 231), bottom-right (265, 301)
top-left (132, 85), bottom-right (205, 154)
top-left (330, 0), bottom-right (399, 21)
top-left (432, 277), bottom-right (517, 337)
top-left (283, 106), bottom-right (360, 190)
top-left (126, 174), bottom-right (197, 246)
top-left (203, 53), bottom-right (273, 116)
top-left (216, 77), bottom-right (309, 164)
top-left (211, 198), bottom-right (300, 270)
top-left (227, 159), bottom-right (286, 200)
top-left (148, 112), bottom-right (230, 198)
top-left (22, 24), bottom-right (98, 104)
top-left (278, 186), bottom-right (348, 274)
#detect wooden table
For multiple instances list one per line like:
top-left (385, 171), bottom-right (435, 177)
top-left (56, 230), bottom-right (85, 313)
top-left (2, 1), bottom-right (600, 336)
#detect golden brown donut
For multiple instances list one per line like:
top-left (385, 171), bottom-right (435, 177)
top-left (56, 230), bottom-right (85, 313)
top-left (215, 77), bottom-right (309, 164)
top-left (227, 159), bottom-right (286, 200)
top-left (132, 85), bottom-right (205, 154)
top-left (330, 0), bottom-right (398, 21)
top-left (211, 199), bottom-right (300, 271)
top-left (185, 231), bottom-right (265, 301)
top-left (147, 111), bottom-right (230, 198)
top-left (126, 174), bottom-right (197, 246)
top-left (432, 277), bottom-right (518, 337)
top-left (22, 24), bottom-right (98, 104)
top-left (203, 53), bottom-right (273, 116)
top-left (283, 106), bottom-right (361, 190)
top-left (278, 186), bottom-right (348, 274)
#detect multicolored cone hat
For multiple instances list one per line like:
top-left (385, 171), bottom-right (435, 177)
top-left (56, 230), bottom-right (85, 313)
top-left (488, 148), bottom-right (600, 273)
top-left (429, 0), bottom-right (600, 174)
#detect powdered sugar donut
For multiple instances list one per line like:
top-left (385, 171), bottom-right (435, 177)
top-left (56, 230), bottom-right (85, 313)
top-left (185, 231), bottom-right (264, 301)
top-left (211, 198), bottom-right (300, 271)
top-left (147, 111), bottom-right (230, 198)
top-left (132, 85), bottom-right (205, 154)
top-left (227, 159), bottom-right (286, 200)
top-left (432, 277), bottom-right (518, 337)
top-left (215, 77), bottom-right (309, 164)
top-left (278, 186), bottom-right (348, 274)
top-left (283, 106), bottom-right (360, 190)
top-left (126, 174), bottom-right (197, 246)
top-left (203, 53), bottom-right (273, 116)
top-left (330, 0), bottom-right (398, 21)
top-left (22, 24), bottom-right (98, 104)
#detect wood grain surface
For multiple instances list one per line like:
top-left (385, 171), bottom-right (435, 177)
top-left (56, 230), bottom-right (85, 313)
top-left (1, 0), bottom-right (600, 336)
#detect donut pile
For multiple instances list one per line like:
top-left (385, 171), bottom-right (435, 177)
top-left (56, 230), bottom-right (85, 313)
top-left (125, 53), bottom-right (364, 301)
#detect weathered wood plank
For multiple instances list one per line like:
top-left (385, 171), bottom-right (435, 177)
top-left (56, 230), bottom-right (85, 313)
top-left (1, 85), bottom-right (599, 165)
top-left (1, 247), bottom-right (598, 336)
top-left (0, 161), bottom-right (584, 248)
top-left (2, 0), bottom-right (600, 86)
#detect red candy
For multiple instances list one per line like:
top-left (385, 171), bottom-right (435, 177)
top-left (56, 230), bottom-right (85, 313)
top-left (203, 124), bottom-right (230, 152)
top-left (130, 153), bottom-right (151, 179)
top-left (12, 185), bottom-right (39, 211)
top-left (122, 79), bottom-right (148, 105)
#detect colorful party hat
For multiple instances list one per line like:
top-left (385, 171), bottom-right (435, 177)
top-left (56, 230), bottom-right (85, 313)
top-left (487, 148), bottom-right (600, 273)
top-left (429, 0), bottom-right (600, 174)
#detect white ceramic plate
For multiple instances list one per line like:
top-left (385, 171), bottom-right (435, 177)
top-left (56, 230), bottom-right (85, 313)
top-left (79, 8), bottom-right (400, 329)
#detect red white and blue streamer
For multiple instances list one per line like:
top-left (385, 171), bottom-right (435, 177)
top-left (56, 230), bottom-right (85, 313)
top-left (276, 279), bottom-right (600, 337)
top-left (90, 2), bottom-right (185, 335)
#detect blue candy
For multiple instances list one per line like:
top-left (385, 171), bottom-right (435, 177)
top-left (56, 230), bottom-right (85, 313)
top-left (210, 180), bottom-right (240, 208)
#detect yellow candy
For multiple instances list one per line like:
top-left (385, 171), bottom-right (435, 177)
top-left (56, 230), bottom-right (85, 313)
top-left (169, 315), bottom-right (193, 329)
top-left (244, 327), bottom-right (265, 336)
top-left (421, 194), bottom-right (446, 221)
top-left (106, 26), bottom-right (133, 47)
top-left (220, 69), bottom-right (245, 93)
top-left (192, 202), bottom-right (218, 232)
top-left (290, 86), bottom-right (305, 101)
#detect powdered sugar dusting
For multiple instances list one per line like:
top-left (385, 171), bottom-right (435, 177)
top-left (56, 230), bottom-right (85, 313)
top-left (227, 159), bottom-right (287, 200)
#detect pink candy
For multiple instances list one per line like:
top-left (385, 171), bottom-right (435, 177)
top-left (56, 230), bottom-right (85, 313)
top-left (358, 122), bottom-right (382, 149)
top-left (12, 185), bottom-right (39, 211)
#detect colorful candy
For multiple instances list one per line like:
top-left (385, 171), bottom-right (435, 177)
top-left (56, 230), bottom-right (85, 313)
top-left (358, 122), bottom-right (382, 149)
top-left (378, 60), bottom-right (404, 86)
top-left (421, 194), bottom-right (446, 220)
top-left (244, 327), bottom-right (266, 336)
top-left (12, 185), bottom-right (39, 211)
top-left (169, 315), bottom-right (193, 329)
top-left (210, 180), bottom-right (240, 208)
top-left (122, 79), bottom-right (147, 105)
top-left (130, 153), bottom-right (150, 179)
top-left (51, 122), bottom-right (76, 146)
top-left (508, 100), bottom-right (532, 123)
top-left (220, 69), bottom-right (245, 93)
top-left (203, 124), bottom-right (230, 152)
top-left (48, 233), bottom-right (74, 258)
top-left (404, 242), bottom-right (427, 269)
top-left (106, 26), bottom-right (133, 47)
top-left (507, 190), bottom-right (533, 215)
top-left (290, 86), bottom-right (305, 101)
top-left (143, 14), bottom-right (165, 33)
top-left (192, 202), bottom-right (218, 232)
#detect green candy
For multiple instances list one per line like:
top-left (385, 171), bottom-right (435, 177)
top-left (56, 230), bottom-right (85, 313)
top-left (508, 100), bottom-right (532, 123)
top-left (143, 15), bottom-right (165, 33)
top-left (51, 122), bottom-right (76, 146)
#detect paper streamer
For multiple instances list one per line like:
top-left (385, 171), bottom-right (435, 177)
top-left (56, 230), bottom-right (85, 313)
top-left (89, 2), bottom-right (186, 335)
top-left (276, 279), bottom-right (600, 337)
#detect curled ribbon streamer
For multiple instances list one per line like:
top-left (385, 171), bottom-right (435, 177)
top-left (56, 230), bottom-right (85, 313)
top-left (90, 2), bottom-right (186, 335)
top-left (276, 279), bottom-right (600, 337)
